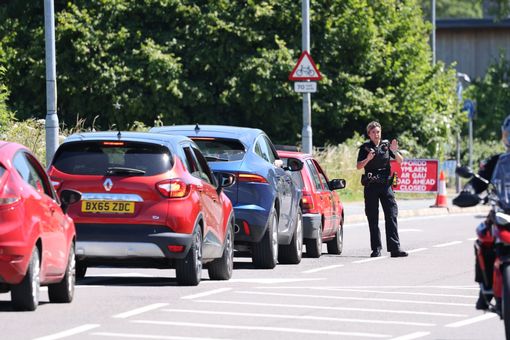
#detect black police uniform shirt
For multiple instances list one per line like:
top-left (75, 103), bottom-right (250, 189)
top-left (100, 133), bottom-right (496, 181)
top-left (357, 140), bottom-right (396, 179)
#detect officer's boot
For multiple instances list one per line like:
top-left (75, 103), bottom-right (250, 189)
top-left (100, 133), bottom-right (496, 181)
top-left (475, 290), bottom-right (492, 310)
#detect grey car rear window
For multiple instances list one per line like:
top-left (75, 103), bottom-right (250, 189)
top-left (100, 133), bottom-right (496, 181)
top-left (191, 138), bottom-right (246, 161)
top-left (52, 141), bottom-right (172, 176)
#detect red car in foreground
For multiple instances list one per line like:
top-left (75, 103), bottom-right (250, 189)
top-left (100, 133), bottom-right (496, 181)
top-left (0, 142), bottom-right (80, 311)
top-left (277, 150), bottom-right (346, 258)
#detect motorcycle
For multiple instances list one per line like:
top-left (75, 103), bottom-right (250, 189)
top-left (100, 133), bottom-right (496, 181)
top-left (453, 152), bottom-right (510, 339)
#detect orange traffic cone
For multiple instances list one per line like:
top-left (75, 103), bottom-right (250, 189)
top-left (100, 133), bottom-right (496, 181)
top-left (431, 170), bottom-right (448, 208)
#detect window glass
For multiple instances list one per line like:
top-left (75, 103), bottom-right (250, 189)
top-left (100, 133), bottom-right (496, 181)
top-left (52, 141), bottom-right (172, 176)
top-left (192, 146), bottom-right (214, 184)
top-left (191, 138), bottom-right (245, 161)
top-left (13, 152), bottom-right (48, 195)
top-left (255, 136), bottom-right (276, 164)
top-left (184, 146), bottom-right (211, 183)
top-left (306, 159), bottom-right (323, 191)
top-left (281, 158), bottom-right (304, 188)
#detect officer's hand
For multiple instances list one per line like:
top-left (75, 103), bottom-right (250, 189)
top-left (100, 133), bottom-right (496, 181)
top-left (390, 139), bottom-right (399, 152)
top-left (366, 148), bottom-right (376, 161)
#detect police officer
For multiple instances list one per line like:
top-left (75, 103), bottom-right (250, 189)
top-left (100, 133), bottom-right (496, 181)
top-left (356, 121), bottom-right (408, 258)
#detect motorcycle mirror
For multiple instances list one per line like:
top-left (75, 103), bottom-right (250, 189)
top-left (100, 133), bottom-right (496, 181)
top-left (455, 166), bottom-right (474, 178)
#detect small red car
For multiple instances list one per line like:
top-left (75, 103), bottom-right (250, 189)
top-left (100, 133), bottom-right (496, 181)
top-left (48, 132), bottom-right (235, 286)
top-left (0, 142), bottom-right (80, 311)
top-left (277, 151), bottom-right (346, 258)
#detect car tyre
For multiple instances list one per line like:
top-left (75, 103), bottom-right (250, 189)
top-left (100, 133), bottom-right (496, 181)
top-left (306, 222), bottom-right (322, 258)
top-left (76, 261), bottom-right (87, 279)
top-left (11, 247), bottom-right (40, 311)
top-left (208, 221), bottom-right (234, 280)
top-left (278, 209), bottom-right (303, 264)
top-left (48, 244), bottom-right (76, 303)
top-left (327, 220), bottom-right (343, 255)
top-left (252, 209), bottom-right (278, 269)
top-left (176, 226), bottom-right (203, 286)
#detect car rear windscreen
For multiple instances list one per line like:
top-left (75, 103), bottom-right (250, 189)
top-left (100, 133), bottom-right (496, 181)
top-left (52, 141), bottom-right (172, 176)
top-left (191, 138), bottom-right (246, 161)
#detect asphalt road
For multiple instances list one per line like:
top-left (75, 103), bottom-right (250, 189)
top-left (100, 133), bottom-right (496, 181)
top-left (0, 212), bottom-right (504, 340)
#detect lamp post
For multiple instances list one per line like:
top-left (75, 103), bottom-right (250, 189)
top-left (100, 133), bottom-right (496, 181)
top-left (301, 0), bottom-right (312, 154)
top-left (457, 72), bottom-right (472, 170)
top-left (44, 0), bottom-right (58, 166)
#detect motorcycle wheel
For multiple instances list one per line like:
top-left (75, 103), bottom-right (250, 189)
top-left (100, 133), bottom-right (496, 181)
top-left (502, 263), bottom-right (510, 340)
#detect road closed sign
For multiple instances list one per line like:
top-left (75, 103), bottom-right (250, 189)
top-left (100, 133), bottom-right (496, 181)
top-left (390, 159), bottom-right (439, 193)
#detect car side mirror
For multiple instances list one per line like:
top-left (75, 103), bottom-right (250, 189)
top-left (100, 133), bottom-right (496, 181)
top-left (214, 172), bottom-right (236, 194)
top-left (329, 179), bottom-right (346, 190)
top-left (60, 189), bottom-right (82, 214)
top-left (283, 157), bottom-right (303, 172)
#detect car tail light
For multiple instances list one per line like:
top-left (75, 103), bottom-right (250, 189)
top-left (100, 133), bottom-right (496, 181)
top-left (301, 192), bottom-right (314, 212)
top-left (242, 220), bottom-right (250, 236)
top-left (156, 179), bottom-right (190, 198)
top-left (237, 173), bottom-right (267, 183)
top-left (0, 180), bottom-right (20, 207)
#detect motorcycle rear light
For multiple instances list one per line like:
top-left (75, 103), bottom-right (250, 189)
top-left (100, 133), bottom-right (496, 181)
top-left (242, 220), bottom-right (250, 236)
top-left (167, 245), bottom-right (185, 253)
top-left (156, 179), bottom-right (190, 198)
top-left (237, 173), bottom-right (267, 183)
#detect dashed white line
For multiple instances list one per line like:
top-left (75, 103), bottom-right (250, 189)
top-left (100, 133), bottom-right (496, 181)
top-left (407, 248), bottom-right (427, 253)
top-left (445, 313), bottom-right (498, 327)
top-left (301, 264), bottom-right (344, 274)
top-left (433, 241), bottom-right (463, 248)
top-left (467, 237), bottom-right (477, 241)
top-left (352, 256), bottom-right (389, 263)
top-left (389, 332), bottom-right (431, 340)
top-left (181, 288), bottom-right (232, 300)
top-left (161, 308), bottom-right (435, 327)
top-left (113, 303), bottom-right (169, 319)
top-left (33, 324), bottom-right (100, 340)
top-left (132, 320), bottom-right (391, 338)
top-left (196, 299), bottom-right (468, 317)
top-left (237, 290), bottom-right (473, 307)
top-left (91, 332), bottom-right (229, 340)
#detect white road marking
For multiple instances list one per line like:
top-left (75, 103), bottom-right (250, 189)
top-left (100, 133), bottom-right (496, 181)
top-left (433, 241), bottom-right (463, 247)
top-left (161, 308), bottom-right (435, 326)
top-left (255, 287), bottom-right (476, 299)
top-left (132, 320), bottom-right (391, 338)
top-left (33, 324), bottom-right (100, 340)
top-left (352, 256), bottom-right (389, 263)
top-left (91, 332), bottom-right (230, 340)
top-left (407, 248), bottom-right (427, 253)
top-left (467, 237), bottom-right (477, 241)
top-left (398, 229), bottom-right (423, 232)
top-left (227, 278), bottom-right (325, 284)
top-left (181, 288), bottom-right (232, 300)
top-left (113, 303), bottom-right (169, 319)
top-left (253, 285), bottom-right (478, 290)
top-left (301, 264), bottom-right (344, 274)
top-left (237, 291), bottom-right (473, 307)
top-left (445, 313), bottom-right (498, 327)
top-left (196, 299), bottom-right (468, 317)
top-left (388, 332), bottom-right (431, 340)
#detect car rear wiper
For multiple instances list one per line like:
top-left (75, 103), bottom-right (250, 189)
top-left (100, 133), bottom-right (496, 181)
top-left (106, 167), bottom-right (146, 175)
top-left (205, 156), bottom-right (229, 162)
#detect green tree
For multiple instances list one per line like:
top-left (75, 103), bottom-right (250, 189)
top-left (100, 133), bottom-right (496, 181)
top-left (0, 0), bottom-right (460, 158)
top-left (420, 0), bottom-right (482, 19)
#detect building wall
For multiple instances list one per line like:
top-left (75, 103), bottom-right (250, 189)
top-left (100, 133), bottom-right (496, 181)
top-left (437, 27), bottom-right (510, 79)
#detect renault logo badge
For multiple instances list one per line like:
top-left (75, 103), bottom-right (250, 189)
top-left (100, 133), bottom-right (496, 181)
top-left (103, 178), bottom-right (113, 191)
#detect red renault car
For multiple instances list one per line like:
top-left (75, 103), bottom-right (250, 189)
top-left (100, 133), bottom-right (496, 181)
top-left (277, 150), bottom-right (346, 258)
top-left (48, 132), bottom-right (235, 286)
top-left (0, 142), bottom-right (80, 311)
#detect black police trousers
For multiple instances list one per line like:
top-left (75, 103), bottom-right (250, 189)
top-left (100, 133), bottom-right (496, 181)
top-left (364, 183), bottom-right (401, 252)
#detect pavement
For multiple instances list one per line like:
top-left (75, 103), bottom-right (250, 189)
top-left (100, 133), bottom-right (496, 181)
top-left (343, 195), bottom-right (491, 224)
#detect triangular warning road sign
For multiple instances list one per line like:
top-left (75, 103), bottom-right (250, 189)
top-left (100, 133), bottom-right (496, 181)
top-left (289, 51), bottom-right (322, 81)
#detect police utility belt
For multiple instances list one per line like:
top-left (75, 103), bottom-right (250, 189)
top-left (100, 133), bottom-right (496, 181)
top-left (361, 169), bottom-right (391, 186)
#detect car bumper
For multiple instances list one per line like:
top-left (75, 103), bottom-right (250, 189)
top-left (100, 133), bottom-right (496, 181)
top-left (75, 224), bottom-right (193, 260)
top-left (0, 245), bottom-right (31, 284)
top-left (233, 205), bottom-right (270, 243)
top-left (303, 213), bottom-right (321, 239)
